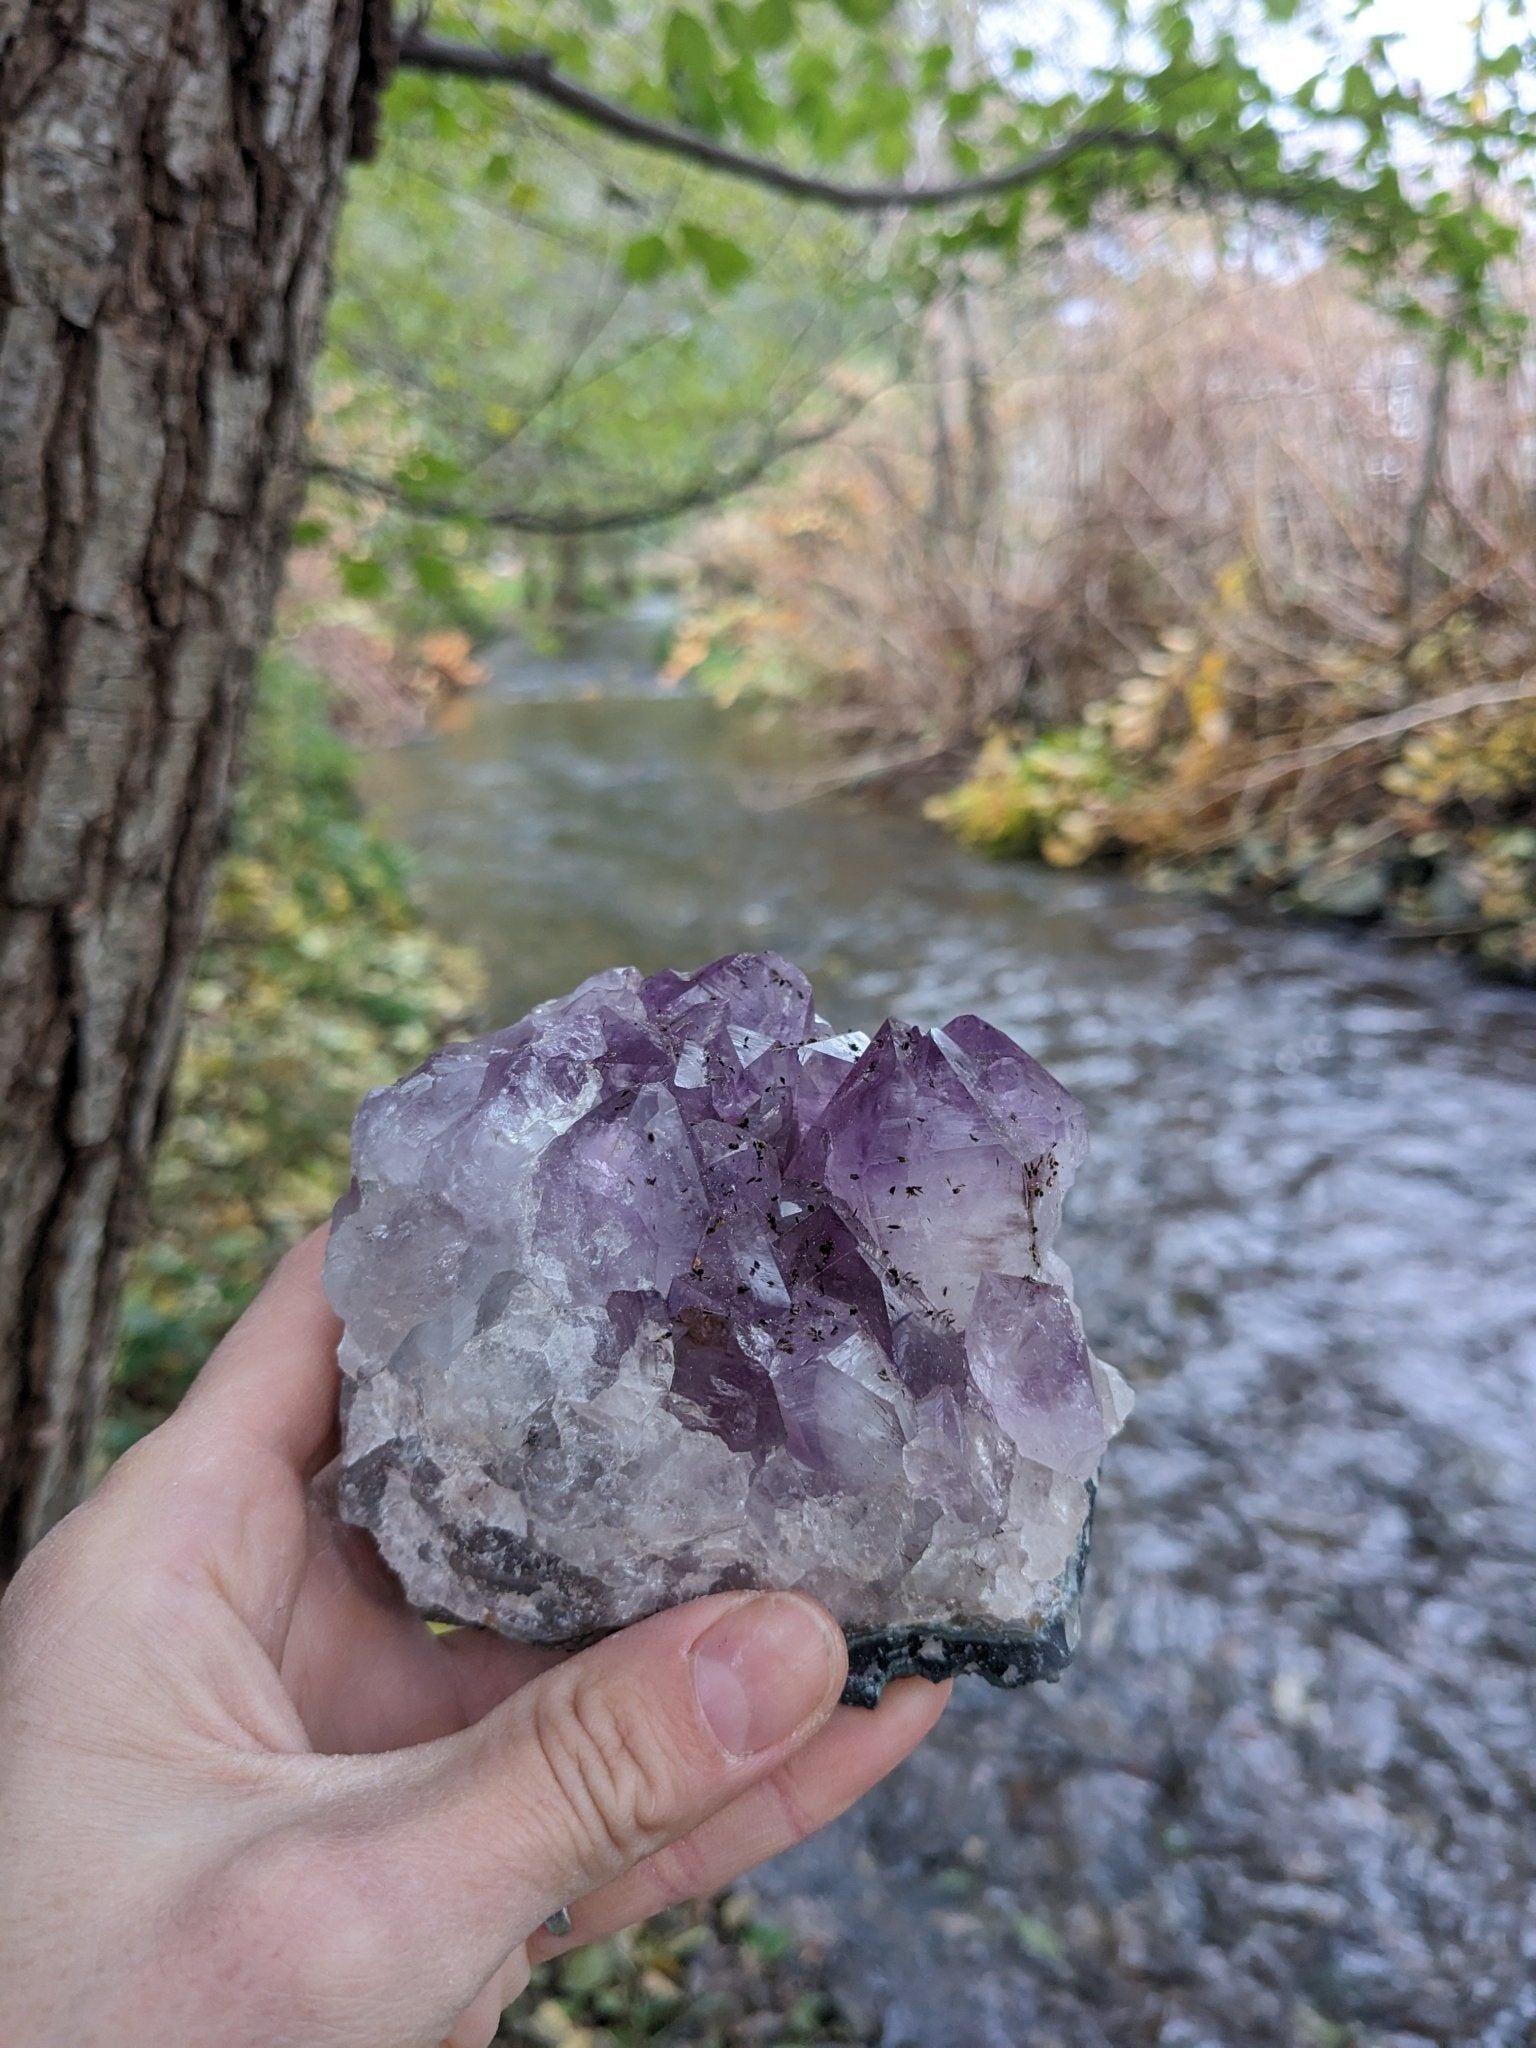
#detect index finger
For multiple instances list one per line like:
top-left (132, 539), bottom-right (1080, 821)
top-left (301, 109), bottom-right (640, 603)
top-left (176, 1226), bottom-right (342, 1476)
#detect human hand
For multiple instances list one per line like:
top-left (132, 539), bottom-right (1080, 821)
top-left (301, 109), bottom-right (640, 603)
top-left (0, 1232), bottom-right (946, 2048)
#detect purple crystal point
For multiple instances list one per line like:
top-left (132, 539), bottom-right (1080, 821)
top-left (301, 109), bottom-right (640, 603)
top-left (966, 1272), bottom-right (1111, 1480)
top-left (328, 951), bottom-right (1130, 1703)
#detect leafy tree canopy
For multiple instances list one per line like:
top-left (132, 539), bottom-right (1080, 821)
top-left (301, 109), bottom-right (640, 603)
top-left (312, 0), bottom-right (1536, 590)
top-left (402, 0), bottom-right (1535, 328)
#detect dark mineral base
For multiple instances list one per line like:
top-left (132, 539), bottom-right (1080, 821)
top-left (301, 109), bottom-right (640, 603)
top-left (841, 1614), bottom-right (1076, 1707)
top-left (840, 1497), bottom-right (1090, 1706)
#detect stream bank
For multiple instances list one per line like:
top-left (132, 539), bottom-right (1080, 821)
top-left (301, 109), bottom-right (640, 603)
top-left (364, 619), bottom-right (1536, 2048)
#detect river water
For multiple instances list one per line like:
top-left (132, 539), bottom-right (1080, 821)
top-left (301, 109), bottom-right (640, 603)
top-left (363, 621), bottom-right (1536, 2048)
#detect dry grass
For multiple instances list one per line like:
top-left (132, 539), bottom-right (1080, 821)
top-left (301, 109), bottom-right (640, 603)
top-left (675, 226), bottom-right (1536, 971)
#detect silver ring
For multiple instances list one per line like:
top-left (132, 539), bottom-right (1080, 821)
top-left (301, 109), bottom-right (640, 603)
top-left (543, 1906), bottom-right (573, 1939)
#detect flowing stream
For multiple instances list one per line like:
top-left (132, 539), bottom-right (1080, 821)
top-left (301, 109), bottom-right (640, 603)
top-left (363, 617), bottom-right (1536, 2048)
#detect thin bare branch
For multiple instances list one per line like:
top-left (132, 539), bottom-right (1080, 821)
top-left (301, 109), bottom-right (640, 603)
top-left (396, 29), bottom-right (1207, 212)
top-left (1224, 675), bottom-right (1536, 796)
top-left (309, 407), bottom-right (859, 533)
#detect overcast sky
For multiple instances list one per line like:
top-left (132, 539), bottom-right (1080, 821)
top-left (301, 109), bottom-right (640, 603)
top-left (1292, 0), bottom-right (1521, 98)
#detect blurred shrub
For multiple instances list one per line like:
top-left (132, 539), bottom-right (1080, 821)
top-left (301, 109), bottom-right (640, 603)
top-left (930, 668), bottom-right (1536, 977)
top-left (928, 727), bottom-right (1129, 865)
top-left (673, 240), bottom-right (1536, 977)
top-left (110, 656), bottom-right (481, 1452)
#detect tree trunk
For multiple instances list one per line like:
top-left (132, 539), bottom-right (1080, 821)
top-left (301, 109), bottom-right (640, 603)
top-left (552, 533), bottom-right (587, 622)
top-left (0, 0), bottom-right (386, 1575)
top-left (955, 283), bottom-right (998, 539)
top-left (1399, 326), bottom-right (1455, 630)
top-left (924, 310), bottom-right (958, 536)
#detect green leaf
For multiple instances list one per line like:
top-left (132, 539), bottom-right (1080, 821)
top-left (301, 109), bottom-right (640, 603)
top-left (1483, 41), bottom-right (1525, 79)
top-left (918, 41), bottom-right (953, 91)
top-left (339, 555), bottom-right (389, 599)
top-left (410, 550), bottom-right (460, 599)
top-left (787, 44), bottom-right (837, 95)
top-left (723, 58), bottom-right (778, 144)
top-left (664, 9), bottom-right (717, 104)
top-left (541, 27), bottom-right (594, 76)
top-left (622, 232), bottom-right (674, 282)
top-left (679, 221), bottom-right (754, 290)
top-left (747, 0), bottom-right (793, 46)
top-left (428, 97), bottom-right (462, 144)
top-left (872, 124), bottom-right (910, 176)
top-left (1339, 63), bottom-right (1382, 121)
top-left (851, 76), bottom-right (911, 137)
top-left (713, 0), bottom-right (753, 54)
top-left (396, 450), bottom-right (466, 497)
top-left (1154, 1), bottom-right (1195, 59)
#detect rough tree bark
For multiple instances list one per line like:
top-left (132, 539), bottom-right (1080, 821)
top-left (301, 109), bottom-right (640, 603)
top-left (0, 0), bottom-right (389, 1575)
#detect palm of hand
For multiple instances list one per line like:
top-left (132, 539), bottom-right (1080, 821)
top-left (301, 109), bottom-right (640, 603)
top-left (0, 1233), bottom-right (945, 2048)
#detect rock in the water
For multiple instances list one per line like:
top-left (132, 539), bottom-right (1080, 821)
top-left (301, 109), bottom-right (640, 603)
top-left (327, 953), bottom-right (1130, 1703)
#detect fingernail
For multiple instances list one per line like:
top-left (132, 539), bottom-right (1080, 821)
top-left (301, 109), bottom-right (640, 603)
top-left (690, 1594), bottom-right (843, 1758)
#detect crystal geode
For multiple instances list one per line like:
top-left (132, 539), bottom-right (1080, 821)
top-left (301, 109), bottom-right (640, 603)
top-left (327, 953), bottom-right (1130, 1704)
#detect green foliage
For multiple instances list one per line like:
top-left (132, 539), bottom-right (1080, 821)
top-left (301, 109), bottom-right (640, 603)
top-left (567, 0), bottom-right (1532, 342)
top-left (622, 231), bottom-right (674, 281)
top-left (317, 0), bottom-right (1536, 616)
top-left (676, 220), bottom-right (755, 290)
top-left (663, 7), bottom-right (721, 128)
top-left (314, 0), bottom-right (893, 619)
top-left (110, 658), bottom-right (481, 1453)
top-left (927, 728), bottom-right (1130, 866)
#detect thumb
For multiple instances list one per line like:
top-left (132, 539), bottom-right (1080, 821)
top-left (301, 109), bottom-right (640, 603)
top-left (371, 1589), bottom-right (846, 1973)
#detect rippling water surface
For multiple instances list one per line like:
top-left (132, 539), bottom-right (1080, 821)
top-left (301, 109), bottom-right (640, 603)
top-left (364, 619), bottom-right (1536, 2048)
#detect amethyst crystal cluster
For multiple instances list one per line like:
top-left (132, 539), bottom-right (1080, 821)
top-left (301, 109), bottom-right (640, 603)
top-left (328, 953), bottom-right (1129, 1703)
